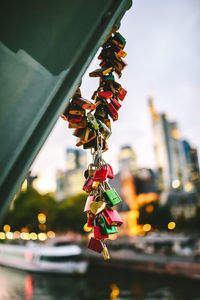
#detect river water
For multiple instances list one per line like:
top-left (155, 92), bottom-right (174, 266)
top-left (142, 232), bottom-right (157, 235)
top-left (0, 265), bottom-right (200, 300)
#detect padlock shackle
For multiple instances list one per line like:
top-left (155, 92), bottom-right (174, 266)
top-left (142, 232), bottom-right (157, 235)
top-left (104, 180), bottom-right (111, 190)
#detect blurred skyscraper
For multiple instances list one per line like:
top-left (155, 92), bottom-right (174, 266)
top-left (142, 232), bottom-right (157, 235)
top-left (55, 148), bottom-right (87, 201)
top-left (111, 145), bottom-right (159, 236)
top-left (65, 148), bottom-right (87, 171)
top-left (149, 98), bottom-right (200, 192)
top-left (182, 141), bottom-right (200, 192)
top-left (118, 145), bottom-right (137, 174)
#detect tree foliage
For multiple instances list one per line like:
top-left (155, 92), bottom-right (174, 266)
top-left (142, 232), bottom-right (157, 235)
top-left (52, 193), bottom-right (87, 233)
top-left (2, 187), bottom-right (87, 233)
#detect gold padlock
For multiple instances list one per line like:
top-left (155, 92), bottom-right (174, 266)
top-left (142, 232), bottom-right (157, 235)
top-left (102, 119), bottom-right (111, 130)
top-left (90, 201), bottom-right (106, 215)
top-left (88, 164), bottom-right (97, 177)
top-left (102, 246), bottom-right (110, 260)
top-left (75, 128), bottom-right (90, 146)
top-left (75, 128), bottom-right (97, 145)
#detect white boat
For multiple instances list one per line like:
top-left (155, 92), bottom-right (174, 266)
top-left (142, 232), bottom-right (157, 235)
top-left (0, 242), bottom-right (88, 274)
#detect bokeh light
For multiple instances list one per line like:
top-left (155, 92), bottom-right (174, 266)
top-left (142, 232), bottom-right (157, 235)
top-left (30, 232), bottom-right (37, 240)
top-left (37, 213), bottom-right (46, 224)
top-left (47, 231), bottom-right (55, 239)
top-left (38, 233), bottom-right (47, 241)
top-left (0, 232), bottom-right (5, 239)
top-left (168, 222), bottom-right (176, 230)
top-left (3, 225), bottom-right (10, 232)
top-left (143, 224), bottom-right (151, 232)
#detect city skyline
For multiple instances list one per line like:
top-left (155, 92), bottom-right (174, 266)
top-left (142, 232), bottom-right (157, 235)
top-left (31, 0), bottom-right (200, 193)
top-left (149, 98), bottom-right (199, 192)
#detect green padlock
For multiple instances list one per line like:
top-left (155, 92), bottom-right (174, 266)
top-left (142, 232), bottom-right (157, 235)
top-left (87, 112), bottom-right (98, 131)
top-left (102, 74), bottom-right (115, 82)
top-left (99, 217), bottom-right (117, 235)
top-left (101, 183), bottom-right (122, 207)
top-left (114, 32), bottom-right (126, 45)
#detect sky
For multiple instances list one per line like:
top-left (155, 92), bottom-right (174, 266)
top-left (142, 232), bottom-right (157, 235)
top-left (31, 0), bottom-right (200, 193)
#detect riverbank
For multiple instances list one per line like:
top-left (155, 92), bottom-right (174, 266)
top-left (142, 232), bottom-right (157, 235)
top-left (84, 248), bottom-right (200, 280)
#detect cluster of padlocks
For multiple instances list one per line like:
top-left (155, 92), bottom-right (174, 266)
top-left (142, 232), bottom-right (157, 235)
top-left (61, 31), bottom-right (127, 260)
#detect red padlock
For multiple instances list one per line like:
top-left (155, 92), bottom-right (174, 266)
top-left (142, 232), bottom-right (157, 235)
top-left (68, 103), bottom-right (85, 116)
top-left (106, 102), bottom-right (118, 121)
top-left (88, 237), bottom-right (103, 253)
top-left (67, 114), bottom-right (82, 123)
top-left (97, 91), bottom-right (113, 100)
top-left (87, 214), bottom-right (95, 227)
top-left (102, 209), bottom-right (123, 226)
top-left (93, 165), bottom-right (108, 182)
top-left (68, 116), bottom-right (87, 128)
top-left (117, 88), bottom-right (127, 101)
top-left (111, 98), bottom-right (121, 111)
top-left (82, 177), bottom-right (94, 193)
top-left (73, 96), bottom-right (96, 110)
top-left (94, 226), bottom-right (108, 240)
top-left (84, 195), bottom-right (95, 212)
top-left (107, 163), bottom-right (114, 179)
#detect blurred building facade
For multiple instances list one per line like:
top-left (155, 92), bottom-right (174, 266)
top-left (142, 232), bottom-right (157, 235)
top-left (113, 146), bottom-right (159, 236)
top-left (149, 98), bottom-right (200, 192)
top-left (118, 145), bottom-right (137, 174)
top-left (55, 148), bottom-right (87, 201)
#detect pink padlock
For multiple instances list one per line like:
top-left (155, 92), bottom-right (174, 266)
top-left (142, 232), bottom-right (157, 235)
top-left (84, 195), bottom-right (95, 212)
top-left (102, 209), bottom-right (123, 226)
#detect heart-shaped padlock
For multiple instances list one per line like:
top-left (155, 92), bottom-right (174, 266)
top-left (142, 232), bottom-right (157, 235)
top-left (90, 201), bottom-right (106, 215)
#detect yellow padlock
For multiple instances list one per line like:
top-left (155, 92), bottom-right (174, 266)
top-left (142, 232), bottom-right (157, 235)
top-left (90, 201), bottom-right (106, 215)
top-left (102, 246), bottom-right (110, 260)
